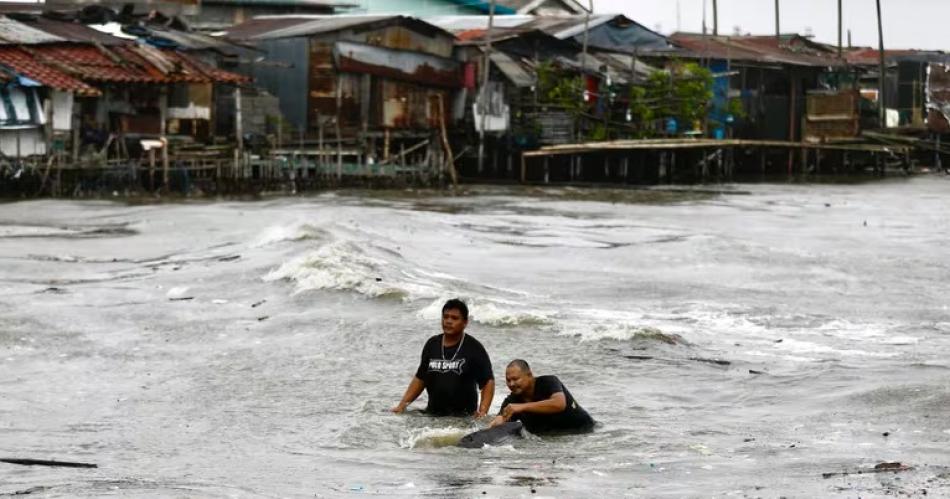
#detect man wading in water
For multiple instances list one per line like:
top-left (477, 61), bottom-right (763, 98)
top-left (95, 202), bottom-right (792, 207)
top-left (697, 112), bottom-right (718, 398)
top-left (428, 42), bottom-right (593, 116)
top-left (490, 359), bottom-right (594, 434)
top-left (392, 299), bottom-right (495, 417)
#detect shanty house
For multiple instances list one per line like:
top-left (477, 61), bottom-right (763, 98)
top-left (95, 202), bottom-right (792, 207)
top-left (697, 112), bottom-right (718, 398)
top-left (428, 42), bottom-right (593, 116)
top-left (225, 15), bottom-right (461, 140)
top-left (668, 33), bottom-right (847, 141)
top-left (845, 48), bottom-right (950, 131)
top-left (0, 14), bottom-right (247, 161)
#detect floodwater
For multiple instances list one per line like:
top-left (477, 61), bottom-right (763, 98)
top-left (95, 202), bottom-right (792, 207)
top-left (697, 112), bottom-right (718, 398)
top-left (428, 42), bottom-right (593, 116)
top-left (1, 178), bottom-right (949, 498)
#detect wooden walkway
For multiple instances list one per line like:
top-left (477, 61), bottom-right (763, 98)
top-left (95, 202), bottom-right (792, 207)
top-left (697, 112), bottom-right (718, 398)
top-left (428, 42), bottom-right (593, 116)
top-left (520, 138), bottom-right (912, 183)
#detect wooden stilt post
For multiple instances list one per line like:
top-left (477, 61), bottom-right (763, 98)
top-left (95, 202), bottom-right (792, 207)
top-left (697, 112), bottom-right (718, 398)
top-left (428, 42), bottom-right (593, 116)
top-left (160, 87), bottom-right (170, 192)
top-left (520, 153), bottom-right (527, 183)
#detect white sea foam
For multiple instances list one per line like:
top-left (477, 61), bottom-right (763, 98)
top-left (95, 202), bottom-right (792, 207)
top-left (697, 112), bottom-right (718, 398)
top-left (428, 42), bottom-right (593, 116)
top-left (417, 298), bottom-right (555, 327)
top-left (253, 222), bottom-right (326, 247)
top-left (264, 241), bottom-right (441, 300)
top-left (0, 225), bottom-right (81, 238)
top-left (398, 427), bottom-right (469, 449)
top-left (559, 321), bottom-right (687, 344)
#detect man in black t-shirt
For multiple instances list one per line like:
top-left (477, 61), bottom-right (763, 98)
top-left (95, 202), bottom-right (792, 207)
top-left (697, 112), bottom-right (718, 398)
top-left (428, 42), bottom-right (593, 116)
top-left (392, 299), bottom-right (495, 417)
top-left (490, 359), bottom-right (594, 434)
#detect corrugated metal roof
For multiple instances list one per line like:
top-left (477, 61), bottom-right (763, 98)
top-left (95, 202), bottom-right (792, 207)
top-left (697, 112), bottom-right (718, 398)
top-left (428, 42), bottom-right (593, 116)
top-left (490, 51), bottom-right (534, 87)
top-left (333, 39), bottom-right (461, 87)
top-left (203, 0), bottom-right (355, 6)
top-left (670, 33), bottom-right (846, 68)
top-left (15, 16), bottom-right (130, 46)
top-left (0, 17), bottom-right (67, 45)
top-left (225, 15), bottom-right (453, 41)
top-left (845, 47), bottom-right (950, 66)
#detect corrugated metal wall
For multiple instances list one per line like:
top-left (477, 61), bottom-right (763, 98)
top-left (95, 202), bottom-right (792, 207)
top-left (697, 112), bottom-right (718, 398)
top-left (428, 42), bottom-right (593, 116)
top-left (242, 37), bottom-right (310, 130)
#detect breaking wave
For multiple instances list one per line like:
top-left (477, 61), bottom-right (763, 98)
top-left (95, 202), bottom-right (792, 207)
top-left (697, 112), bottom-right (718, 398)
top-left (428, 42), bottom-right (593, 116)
top-left (417, 298), bottom-right (556, 327)
top-left (253, 222), bottom-right (328, 247)
top-left (263, 240), bottom-right (441, 300)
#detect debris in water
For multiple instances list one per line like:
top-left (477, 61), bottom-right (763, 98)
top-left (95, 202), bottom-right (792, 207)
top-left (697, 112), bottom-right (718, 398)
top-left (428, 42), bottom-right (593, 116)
top-left (822, 461), bottom-right (912, 478)
top-left (0, 458), bottom-right (97, 468)
top-left (749, 369), bottom-right (765, 375)
top-left (251, 300), bottom-right (266, 308)
top-left (624, 355), bottom-right (654, 361)
top-left (689, 357), bottom-right (731, 366)
top-left (218, 255), bottom-right (241, 262)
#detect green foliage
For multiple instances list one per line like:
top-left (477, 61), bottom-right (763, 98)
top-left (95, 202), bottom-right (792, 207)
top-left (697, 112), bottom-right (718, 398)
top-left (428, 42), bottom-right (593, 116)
top-left (536, 61), bottom-right (585, 116)
top-left (726, 97), bottom-right (746, 120)
top-left (631, 61), bottom-right (714, 137)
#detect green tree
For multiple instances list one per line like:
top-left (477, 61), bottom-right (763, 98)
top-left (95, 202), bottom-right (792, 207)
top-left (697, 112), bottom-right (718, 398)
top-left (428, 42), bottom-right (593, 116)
top-left (634, 62), bottom-right (714, 137)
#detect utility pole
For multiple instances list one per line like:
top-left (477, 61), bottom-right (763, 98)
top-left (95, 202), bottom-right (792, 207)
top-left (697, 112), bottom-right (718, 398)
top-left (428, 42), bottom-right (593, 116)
top-left (477, 0), bottom-right (496, 174)
top-left (837, 0), bottom-right (843, 58)
top-left (876, 0), bottom-right (886, 129)
top-left (712, 0), bottom-right (718, 36)
top-left (774, 0), bottom-right (780, 39)
top-left (580, 0), bottom-right (592, 127)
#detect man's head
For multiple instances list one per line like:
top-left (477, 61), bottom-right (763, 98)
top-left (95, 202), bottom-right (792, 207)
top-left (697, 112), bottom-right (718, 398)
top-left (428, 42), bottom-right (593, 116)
top-left (505, 359), bottom-right (534, 397)
top-left (441, 298), bottom-right (469, 337)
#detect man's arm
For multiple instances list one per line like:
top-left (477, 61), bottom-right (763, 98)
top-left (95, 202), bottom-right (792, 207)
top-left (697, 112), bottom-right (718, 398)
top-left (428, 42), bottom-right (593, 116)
top-left (501, 392), bottom-right (566, 420)
top-left (475, 378), bottom-right (495, 418)
top-left (392, 377), bottom-right (425, 413)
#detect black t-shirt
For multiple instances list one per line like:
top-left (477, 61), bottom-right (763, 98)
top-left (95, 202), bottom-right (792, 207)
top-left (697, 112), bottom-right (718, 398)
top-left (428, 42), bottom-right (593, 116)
top-left (500, 375), bottom-right (594, 434)
top-left (414, 334), bottom-right (493, 416)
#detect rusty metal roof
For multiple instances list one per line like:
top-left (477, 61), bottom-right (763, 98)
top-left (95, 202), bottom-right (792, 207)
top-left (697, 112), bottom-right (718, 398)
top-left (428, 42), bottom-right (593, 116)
top-left (844, 47), bottom-right (950, 66)
top-left (333, 40), bottom-right (461, 87)
top-left (669, 33), bottom-right (846, 68)
top-left (225, 15), bottom-right (453, 42)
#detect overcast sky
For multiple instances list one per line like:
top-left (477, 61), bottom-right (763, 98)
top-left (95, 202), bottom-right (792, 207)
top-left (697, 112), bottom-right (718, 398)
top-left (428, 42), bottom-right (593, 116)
top-left (595, 0), bottom-right (949, 50)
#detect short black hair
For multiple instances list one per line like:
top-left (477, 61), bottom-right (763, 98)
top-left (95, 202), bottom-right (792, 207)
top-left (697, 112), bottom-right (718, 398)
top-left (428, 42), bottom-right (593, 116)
top-left (442, 298), bottom-right (469, 321)
top-left (507, 359), bottom-right (531, 373)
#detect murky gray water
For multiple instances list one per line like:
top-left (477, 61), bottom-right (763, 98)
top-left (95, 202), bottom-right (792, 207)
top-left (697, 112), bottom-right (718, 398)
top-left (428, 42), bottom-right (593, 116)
top-left (2, 178), bottom-right (950, 498)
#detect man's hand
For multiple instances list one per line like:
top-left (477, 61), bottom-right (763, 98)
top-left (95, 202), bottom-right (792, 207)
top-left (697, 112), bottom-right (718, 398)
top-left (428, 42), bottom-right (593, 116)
top-left (500, 403), bottom-right (523, 420)
top-left (488, 415), bottom-right (506, 428)
top-left (474, 408), bottom-right (488, 418)
top-left (391, 403), bottom-right (407, 414)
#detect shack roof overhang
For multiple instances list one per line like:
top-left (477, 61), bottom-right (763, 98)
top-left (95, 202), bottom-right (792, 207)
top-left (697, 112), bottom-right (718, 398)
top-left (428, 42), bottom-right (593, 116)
top-left (845, 48), bottom-right (950, 66)
top-left (432, 14), bottom-right (676, 54)
top-left (225, 15), bottom-right (455, 42)
top-left (334, 40), bottom-right (461, 88)
top-left (203, 0), bottom-right (358, 7)
top-left (669, 33), bottom-right (847, 69)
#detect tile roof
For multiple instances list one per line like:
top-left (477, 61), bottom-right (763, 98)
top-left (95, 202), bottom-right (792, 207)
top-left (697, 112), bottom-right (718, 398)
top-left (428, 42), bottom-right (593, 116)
top-left (0, 46), bottom-right (100, 95)
top-left (0, 42), bottom-right (248, 96)
top-left (34, 44), bottom-right (249, 84)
